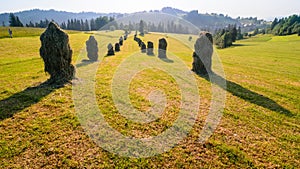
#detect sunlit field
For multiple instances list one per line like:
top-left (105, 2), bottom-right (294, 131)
top-left (0, 28), bottom-right (299, 168)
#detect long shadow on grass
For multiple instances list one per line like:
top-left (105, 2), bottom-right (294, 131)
top-left (159, 58), bottom-right (174, 63)
top-left (199, 72), bottom-right (293, 117)
top-left (0, 82), bottom-right (62, 121)
top-left (231, 44), bottom-right (255, 47)
top-left (76, 59), bottom-right (98, 68)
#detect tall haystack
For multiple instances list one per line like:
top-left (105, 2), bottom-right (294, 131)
top-left (107, 43), bottom-right (115, 56)
top-left (40, 22), bottom-right (75, 84)
top-left (192, 32), bottom-right (213, 75)
top-left (147, 41), bottom-right (154, 55)
top-left (86, 35), bottom-right (99, 61)
top-left (158, 38), bottom-right (167, 59)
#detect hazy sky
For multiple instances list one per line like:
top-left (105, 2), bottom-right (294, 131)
top-left (0, 0), bottom-right (299, 20)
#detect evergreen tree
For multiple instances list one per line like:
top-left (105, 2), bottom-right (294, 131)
top-left (224, 32), bottom-right (232, 47)
top-left (270, 15), bottom-right (300, 36)
top-left (213, 24), bottom-right (239, 48)
top-left (29, 21), bottom-right (34, 27)
top-left (70, 19), bottom-right (74, 30)
top-left (139, 20), bottom-right (145, 36)
top-left (129, 21), bottom-right (134, 31)
top-left (84, 19), bottom-right (89, 31)
top-left (26, 21), bottom-right (35, 27)
top-left (237, 26), bottom-right (243, 40)
top-left (9, 13), bottom-right (23, 27)
top-left (76, 19), bottom-right (79, 30)
top-left (67, 20), bottom-right (71, 29)
top-left (271, 18), bottom-right (278, 30)
top-left (231, 25), bottom-right (237, 42)
top-left (80, 19), bottom-right (84, 31)
top-left (90, 19), bottom-right (96, 31)
top-left (9, 13), bottom-right (16, 26)
top-left (60, 22), bottom-right (67, 29)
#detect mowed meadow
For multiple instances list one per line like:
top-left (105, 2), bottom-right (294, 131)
top-left (0, 27), bottom-right (299, 168)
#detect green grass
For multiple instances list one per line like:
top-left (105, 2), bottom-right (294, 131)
top-left (0, 27), bottom-right (81, 39)
top-left (0, 29), bottom-right (299, 168)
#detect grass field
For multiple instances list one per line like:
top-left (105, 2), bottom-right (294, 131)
top-left (0, 27), bottom-right (299, 168)
top-left (0, 27), bottom-right (80, 39)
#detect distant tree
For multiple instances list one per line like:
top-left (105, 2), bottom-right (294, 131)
top-left (45, 19), bottom-right (50, 27)
top-left (76, 19), bottom-right (81, 30)
top-left (30, 21), bottom-right (35, 27)
top-left (223, 32), bottom-right (232, 47)
top-left (9, 13), bottom-right (23, 27)
top-left (90, 19), bottom-right (96, 31)
top-left (9, 13), bottom-right (17, 26)
top-left (60, 22), bottom-right (67, 29)
top-left (271, 18), bottom-right (278, 30)
top-left (237, 26), bottom-right (243, 40)
top-left (84, 19), bottom-right (89, 31)
top-left (35, 19), bottom-right (49, 28)
top-left (95, 16), bottom-right (107, 30)
top-left (129, 21), bottom-right (134, 31)
top-left (2, 21), bottom-right (5, 27)
top-left (214, 24), bottom-right (238, 48)
top-left (270, 15), bottom-right (300, 36)
top-left (80, 19), bottom-right (84, 31)
top-left (139, 20), bottom-right (145, 36)
top-left (16, 16), bottom-right (24, 27)
top-left (26, 21), bottom-right (35, 27)
top-left (230, 25), bottom-right (237, 42)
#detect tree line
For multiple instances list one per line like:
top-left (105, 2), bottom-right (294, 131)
top-left (213, 24), bottom-right (243, 48)
top-left (128, 20), bottom-right (197, 35)
top-left (8, 13), bottom-right (195, 34)
top-left (8, 13), bottom-right (115, 31)
top-left (8, 13), bottom-right (24, 27)
top-left (269, 15), bottom-right (300, 36)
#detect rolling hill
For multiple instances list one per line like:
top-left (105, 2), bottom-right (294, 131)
top-left (0, 7), bottom-right (269, 32)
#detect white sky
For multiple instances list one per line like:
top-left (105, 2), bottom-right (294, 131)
top-left (0, 0), bottom-right (299, 20)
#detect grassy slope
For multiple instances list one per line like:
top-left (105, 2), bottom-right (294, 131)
top-left (0, 28), bottom-right (299, 168)
top-left (0, 27), bottom-right (80, 39)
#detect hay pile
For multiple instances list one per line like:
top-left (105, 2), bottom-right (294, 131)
top-left (86, 35), bottom-right (99, 61)
top-left (192, 32), bottom-right (213, 75)
top-left (40, 22), bottom-right (75, 84)
top-left (158, 38), bottom-right (167, 59)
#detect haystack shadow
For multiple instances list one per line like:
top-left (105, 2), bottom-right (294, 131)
top-left (0, 82), bottom-right (63, 121)
top-left (159, 58), bottom-right (174, 63)
top-left (76, 59), bottom-right (98, 68)
top-left (231, 44), bottom-right (254, 47)
top-left (198, 72), bottom-right (293, 117)
top-left (147, 53), bottom-right (155, 56)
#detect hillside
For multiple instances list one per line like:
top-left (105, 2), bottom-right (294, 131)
top-left (0, 8), bottom-right (268, 32)
top-left (0, 9), bottom-right (120, 26)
